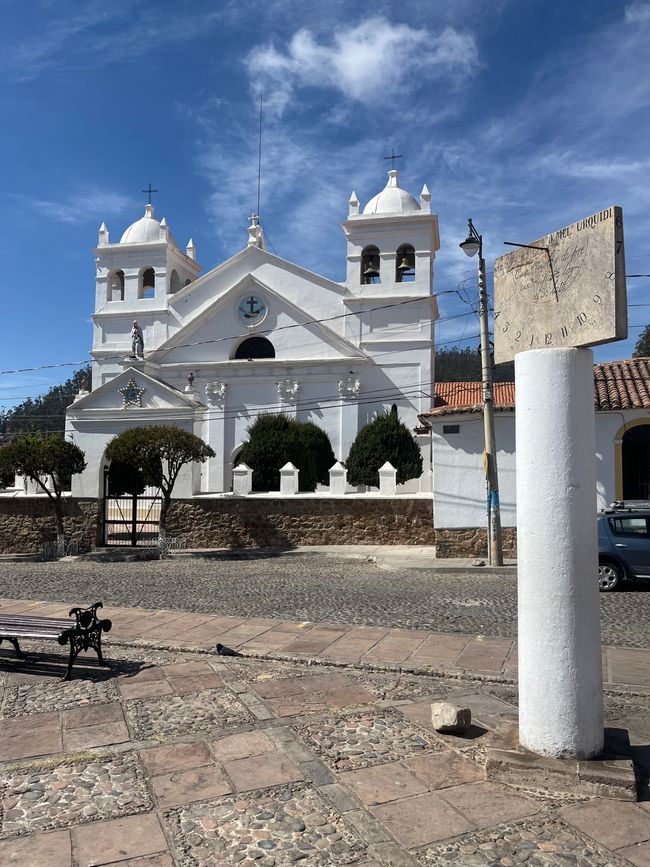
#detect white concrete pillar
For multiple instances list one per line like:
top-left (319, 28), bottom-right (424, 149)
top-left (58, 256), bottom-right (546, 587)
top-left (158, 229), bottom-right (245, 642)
top-left (329, 461), bottom-right (348, 495)
top-left (232, 463), bottom-right (253, 496)
top-left (280, 462), bottom-right (299, 495)
top-left (516, 347), bottom-right (603, 759)
top-left (378, 461), bottom-right (397, 496)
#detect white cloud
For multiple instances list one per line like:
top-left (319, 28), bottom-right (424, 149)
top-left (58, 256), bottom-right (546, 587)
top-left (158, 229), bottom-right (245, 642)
top-left (625, 2), bottom-right (650, 23)
top-left (11, 188), bottom-right (134, 225)
top-left (247, 18), bottom-right (479, 117)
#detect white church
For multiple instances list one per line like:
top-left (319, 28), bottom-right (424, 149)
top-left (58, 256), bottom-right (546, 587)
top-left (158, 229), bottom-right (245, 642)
top-left (66, 169), bottom-right (440, 498)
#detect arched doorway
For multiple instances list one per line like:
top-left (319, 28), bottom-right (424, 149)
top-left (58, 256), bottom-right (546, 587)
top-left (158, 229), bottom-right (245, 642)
top-left (622, 423), bottom-right (650, 500)
top-left (102, 460), bottom-right (162, 546)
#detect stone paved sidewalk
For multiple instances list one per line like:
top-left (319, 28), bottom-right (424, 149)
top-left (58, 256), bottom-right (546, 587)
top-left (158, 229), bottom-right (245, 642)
top-left (0, 597), bottom-right (649, 867)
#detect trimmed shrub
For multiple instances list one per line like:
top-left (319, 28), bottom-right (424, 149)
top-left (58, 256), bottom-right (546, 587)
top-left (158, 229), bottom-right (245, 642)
top-left (239, 414), bottom-right (335, 492)
top-left (346, 405), bottom-right (423, 487)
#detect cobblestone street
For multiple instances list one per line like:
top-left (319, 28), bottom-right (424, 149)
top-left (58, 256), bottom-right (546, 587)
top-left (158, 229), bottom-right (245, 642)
top-left (0, 554), bottom-right (648, 647)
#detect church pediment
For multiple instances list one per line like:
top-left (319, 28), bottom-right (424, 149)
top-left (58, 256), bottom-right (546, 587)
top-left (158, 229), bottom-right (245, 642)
top-left (151, 271), bottom-right (364, 365)
top-left (68, 368), bottom-right (201, 413)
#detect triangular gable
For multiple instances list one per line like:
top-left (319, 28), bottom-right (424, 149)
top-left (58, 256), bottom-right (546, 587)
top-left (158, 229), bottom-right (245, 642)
top-left (69, 368), bottom-right (201, 412)
top-left (169, 244), bottom-right (348, 318)
top-left (151, 273), bottom-right (365, 365)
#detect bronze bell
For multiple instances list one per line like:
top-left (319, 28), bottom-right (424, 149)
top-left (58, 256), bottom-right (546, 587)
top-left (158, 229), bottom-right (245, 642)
top-left (363, 261), bottom-right (380, 280)
top-left (397, 256), bottom-right (412, 272)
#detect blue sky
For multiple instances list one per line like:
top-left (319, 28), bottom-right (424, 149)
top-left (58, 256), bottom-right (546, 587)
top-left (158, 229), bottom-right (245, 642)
top-left (2, 0), bottom-right (650, 409)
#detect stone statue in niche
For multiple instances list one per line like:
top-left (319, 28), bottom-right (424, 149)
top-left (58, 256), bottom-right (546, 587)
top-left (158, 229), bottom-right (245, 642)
top-left (131, 321), bottom-right (144, 359)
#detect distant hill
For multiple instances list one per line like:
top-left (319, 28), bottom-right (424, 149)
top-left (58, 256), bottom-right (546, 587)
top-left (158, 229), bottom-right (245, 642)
top-left (435, 347), bottom-right (514, 382)
top-left (0, 366), bottom-right (91, 440)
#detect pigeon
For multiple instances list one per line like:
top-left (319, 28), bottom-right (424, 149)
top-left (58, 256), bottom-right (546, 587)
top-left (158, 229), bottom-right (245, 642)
top-left (216, 643), bottom-right (243, 657)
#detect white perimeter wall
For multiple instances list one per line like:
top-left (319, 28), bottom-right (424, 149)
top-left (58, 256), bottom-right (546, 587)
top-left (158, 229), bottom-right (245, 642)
top-left (432, 407), bottom-right (650, 528)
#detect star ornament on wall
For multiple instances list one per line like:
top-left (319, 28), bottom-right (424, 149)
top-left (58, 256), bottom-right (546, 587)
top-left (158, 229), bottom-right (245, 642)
top-left (119, 379), bottom-right (145, 408)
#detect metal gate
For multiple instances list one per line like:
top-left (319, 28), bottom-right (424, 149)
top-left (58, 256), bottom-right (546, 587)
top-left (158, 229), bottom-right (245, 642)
top-left (102, 468), bottom-right (162, 547)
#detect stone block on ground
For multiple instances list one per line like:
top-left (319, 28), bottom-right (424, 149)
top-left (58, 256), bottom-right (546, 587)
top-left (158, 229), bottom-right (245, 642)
top-left (431, 700), bottom-right (472, 733)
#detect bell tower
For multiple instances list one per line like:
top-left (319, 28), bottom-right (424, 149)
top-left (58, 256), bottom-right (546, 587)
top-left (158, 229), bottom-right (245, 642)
top-left (341, 169), bottom-right (440, 297)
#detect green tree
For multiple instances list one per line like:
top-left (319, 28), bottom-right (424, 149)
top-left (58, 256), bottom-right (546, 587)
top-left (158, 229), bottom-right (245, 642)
top-left (633, 324), bottom-right (650, 358)
top-left (0, 366), bottom-right (91, 437)
top-left (435, 347), bottom-right (514, 382)
top-left (346, 405), bottom-right (423, 488)
top-left (239, 414), bottom-right (335, 492)
top-left (104, 426), bottom-right (215, 548)
top-left (0, 434), bottom-right (87, 553)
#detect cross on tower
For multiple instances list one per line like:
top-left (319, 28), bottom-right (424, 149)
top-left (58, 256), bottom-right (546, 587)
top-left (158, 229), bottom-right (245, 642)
top-left (142, 183), bottom-right (159, 204)
top-left (384, 149), bottom-right (403, 170)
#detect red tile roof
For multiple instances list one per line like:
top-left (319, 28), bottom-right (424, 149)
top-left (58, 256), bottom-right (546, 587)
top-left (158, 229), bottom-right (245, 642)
top-left (425, 357), bottom-right (650, 417)
top-left (429, 381), bottom-right (516, 416)
top-left (594, 357), bottom-right (650, 410)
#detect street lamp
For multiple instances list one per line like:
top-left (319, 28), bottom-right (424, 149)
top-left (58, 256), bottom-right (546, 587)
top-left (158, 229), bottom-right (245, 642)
top-left (459, 218), bottom-right (504, 566)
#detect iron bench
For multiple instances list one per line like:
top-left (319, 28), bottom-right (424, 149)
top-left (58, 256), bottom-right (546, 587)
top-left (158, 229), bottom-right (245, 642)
top-left (0, 602), bottom-right (112, 680)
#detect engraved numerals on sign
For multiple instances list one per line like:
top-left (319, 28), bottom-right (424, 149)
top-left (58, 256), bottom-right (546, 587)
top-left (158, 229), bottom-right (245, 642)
top-left (561, 325), bottom-right (569, 338)
top-left (576, 312), bottom-right (587, 325)
top-left (544, 333), bottom-right (552, 345)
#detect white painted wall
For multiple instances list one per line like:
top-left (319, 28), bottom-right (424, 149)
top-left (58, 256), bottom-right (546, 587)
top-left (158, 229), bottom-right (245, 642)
top-left (432, 413), bottom-right (517, 528)
top-left (431, 405), bottom-right (650, 529)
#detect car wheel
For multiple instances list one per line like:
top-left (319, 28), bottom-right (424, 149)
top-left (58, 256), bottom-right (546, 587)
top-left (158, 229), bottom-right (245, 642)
top-left (598, 560), bottom-right (622, 592)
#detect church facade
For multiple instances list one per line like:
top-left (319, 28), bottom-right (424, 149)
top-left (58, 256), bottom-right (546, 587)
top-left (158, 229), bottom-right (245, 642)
top-left (66, 170), bottom-right (440, 498)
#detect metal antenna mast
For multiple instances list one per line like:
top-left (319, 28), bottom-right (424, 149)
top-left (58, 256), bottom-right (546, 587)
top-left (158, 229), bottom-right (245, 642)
top-left (256, 92), bottom-right (263, 219)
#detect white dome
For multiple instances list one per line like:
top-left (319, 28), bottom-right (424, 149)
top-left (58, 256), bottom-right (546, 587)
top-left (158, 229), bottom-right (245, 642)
top-left (363, 170), bottom-right (420, 215)
top-left (120, 204), bottom-right (179, 247)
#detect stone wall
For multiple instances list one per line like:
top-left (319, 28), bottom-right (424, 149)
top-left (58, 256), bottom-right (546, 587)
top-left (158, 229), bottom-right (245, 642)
top-left (434, 526), bottom-right (517, 559)
top-left (0, 495), bottom-right (518, 556)
top-left (166, 498), bottom-right (436, 548)
top-left (0, 498), bottom-right (99, 555)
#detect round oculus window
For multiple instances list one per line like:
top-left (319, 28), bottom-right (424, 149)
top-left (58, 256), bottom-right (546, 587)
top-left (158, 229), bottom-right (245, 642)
top-left (237, 294), bottom-right (267, 327)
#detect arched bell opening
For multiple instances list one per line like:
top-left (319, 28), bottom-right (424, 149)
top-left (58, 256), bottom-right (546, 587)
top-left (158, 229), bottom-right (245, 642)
top-left (108, 269), bottom-right (125, 301)
top-left (395, 244), bottom-right (415, 282)
top-left (139, 267), bottom-right (156, 299)
top-left (622, 423), bottom-right (650, 500)
top-left (233, 336), bottom-right (275, 360)
top-left (169, 269), bottom-right (181, 294)
top-left (361, 245), bottom-right (381, 284)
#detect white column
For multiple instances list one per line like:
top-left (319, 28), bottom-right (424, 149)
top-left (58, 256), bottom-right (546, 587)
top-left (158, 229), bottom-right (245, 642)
top-left (329, 461), bottom-right (348, 495)
top-left (233, 463), bottom-right (253, 496)
top-left (516, 347), bottom-right (603, 759)
top-left (379, 461), bottom-right (397, 496)
top-left (280, 462), bottom-right (299, 495)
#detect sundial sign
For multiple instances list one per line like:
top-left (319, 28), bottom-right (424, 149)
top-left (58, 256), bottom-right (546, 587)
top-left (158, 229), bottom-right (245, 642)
top-left (493, 206), bottom-right (627, 364)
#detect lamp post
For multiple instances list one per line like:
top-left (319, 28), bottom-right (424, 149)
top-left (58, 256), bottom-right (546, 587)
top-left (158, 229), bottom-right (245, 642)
top-left (459, 219), bottom-right (503, 566)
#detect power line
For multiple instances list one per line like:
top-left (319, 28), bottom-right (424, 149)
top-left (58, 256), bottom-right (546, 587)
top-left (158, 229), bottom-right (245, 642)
top-left (0, 291), bottom-right (465, 378)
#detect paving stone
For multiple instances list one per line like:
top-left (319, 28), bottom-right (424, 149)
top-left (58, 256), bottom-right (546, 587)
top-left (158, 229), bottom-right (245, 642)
top-left (0, 829), bottom-right (71, 867)
top-left (73, 812), bottom-right (168, 867)
top-left (62, 701), bottom-right (125, 730)
top-left (126, 688), bottom-right (252, 739)
top-left (166, 784), bottom-right (366, 865)
top-left (139, 741), bottom-right (214, 776)
top-left (618, 839), bottom-right (650, 866)
top-left (265, 692), bottom-right (329, 718)
top-left (339, 761), bottom-right (428, 805)
top-left (295, 709), bottom-right (443, 771)
top-left (168, 672), bottom-right (224, 695)
top-left (403, 751), bottom-right (483, 790)
top-left (0, 722), bottom-right (63, 761)
top-left (372, 791), bottom-right (474, 848)
top-left (152, 764), bottom-right (232, 808)
top-left (210, 730), bottom-right (277, 762)
top-left (561, 799), bottom-right (650, 850)
top-left (119, 679), bottom-right (175, 701)
top-left (223, 752), bottom-right (304, 791)
top-left (1, 752), bottom-right (152, 836)
top-left (437, 781), bottom-right (540, 829)
top-left (62, 718), bottom-right (131, 751)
